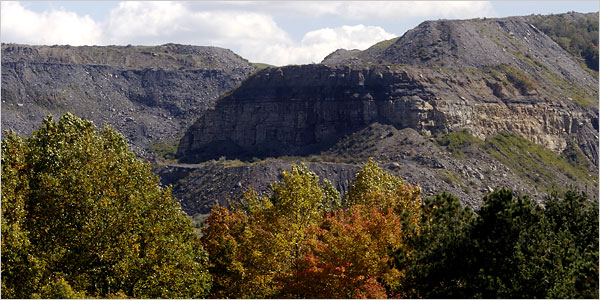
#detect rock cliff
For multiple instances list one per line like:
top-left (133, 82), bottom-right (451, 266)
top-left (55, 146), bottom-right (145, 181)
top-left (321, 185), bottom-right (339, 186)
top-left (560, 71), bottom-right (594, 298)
top-left (178, 62), bottom-right (597, 166)
top-left (166, 123), bottom-right (598, 215)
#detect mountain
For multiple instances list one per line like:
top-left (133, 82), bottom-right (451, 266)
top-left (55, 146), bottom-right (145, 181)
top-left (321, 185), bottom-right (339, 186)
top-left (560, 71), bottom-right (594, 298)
top-left (181, 15), bottom-right (598, 163)
top-left (1, 13), bottom-right (597, 219)
top-left (174, 13), bottom-right (598, 216)
top-left (322, 12), bottom-right (599, 71)
top-left (1, 43), bottom-right (255, 157)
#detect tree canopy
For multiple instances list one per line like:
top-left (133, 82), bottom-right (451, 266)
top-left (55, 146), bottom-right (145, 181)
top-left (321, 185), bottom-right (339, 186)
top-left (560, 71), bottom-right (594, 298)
top-left (393, 188), bottom-right (599, 298)
top-left (528, 13), bottom-right (599, 71)
top-left (3, 113), bottom-right (597, 299)
top-left (203, 161), bottom-right (598, 299)
top-left (1, 113), bottom-right (211, 298)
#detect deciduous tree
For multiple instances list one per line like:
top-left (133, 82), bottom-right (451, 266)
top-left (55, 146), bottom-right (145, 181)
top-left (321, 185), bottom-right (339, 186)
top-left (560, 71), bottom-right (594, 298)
top-left (201, 164), bottom-right (340, 298)
top-left (1, 113), bottom-right (211, 298)
top-left (286, 159), bottom-right (423, 298)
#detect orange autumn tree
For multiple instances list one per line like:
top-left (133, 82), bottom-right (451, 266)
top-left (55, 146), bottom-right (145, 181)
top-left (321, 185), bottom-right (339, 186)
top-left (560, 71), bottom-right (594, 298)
top-left (283, 159), bottom-right (423, 298)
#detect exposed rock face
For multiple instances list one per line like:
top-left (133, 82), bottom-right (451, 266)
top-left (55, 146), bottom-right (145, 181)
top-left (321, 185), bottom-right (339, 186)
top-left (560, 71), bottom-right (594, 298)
top-left (1, 43), bottom-right (255, 156)
top-left (178, 64), bottom-right (437, 161)
top-left (2, 14), bottom-right (597, 216)
top-left (319, 15), bottom-right (599, 165)
top-left (178, 63), bottom-right (598, 166)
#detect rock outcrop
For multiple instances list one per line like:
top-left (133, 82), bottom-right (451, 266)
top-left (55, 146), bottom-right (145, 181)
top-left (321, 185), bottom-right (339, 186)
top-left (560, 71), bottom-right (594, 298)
top-left (2, 13), bottom-right (597, 217)
top-left (1, 43), bottom-right (255, 156)
top-left (178, 62), bottom-right (597, 166)
top-left (167, 123), bottom-right (598, 216)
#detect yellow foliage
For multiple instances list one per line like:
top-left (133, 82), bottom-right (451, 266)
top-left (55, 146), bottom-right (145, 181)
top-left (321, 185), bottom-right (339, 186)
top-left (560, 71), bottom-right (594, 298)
top-left (203, 159), bottom-right (426, 298)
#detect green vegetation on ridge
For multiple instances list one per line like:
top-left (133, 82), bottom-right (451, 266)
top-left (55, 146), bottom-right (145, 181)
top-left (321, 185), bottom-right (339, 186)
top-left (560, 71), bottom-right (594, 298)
top-left (366, 37), bottom-right (400, 51)
top-left (149, 140), bottom-right (178, 161)
top-left (527, 12), bottom-right (599, 71)
top-left (436, 130), bottom-right (596, 191)
top-left (250, 62), bottom-right (277, 70)
top-left (485, 132), bottom-right (594, 189)
top-left (487, 64), bottom-right (537, 95)
top-left (435, 129), bottom-right (484, 158)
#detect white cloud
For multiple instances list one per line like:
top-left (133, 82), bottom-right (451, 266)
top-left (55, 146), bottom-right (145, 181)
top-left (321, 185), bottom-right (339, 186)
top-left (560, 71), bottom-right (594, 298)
top-left (102, 2), bottom-right (397, 65)
top-left (185, 1), bottom-right (496, 20)
top-left (1, 1), bottom-right (102, 46)
top-left (0, 1), bottom-right (487, 65)
top-left (102, 1), bottom-right (296, 64)
top-left (104, 2), bottom-right (291, 46)
top-left (245, 25), bottom-right (396, 65)
top-left (320, 1), bottom-right (496, 20)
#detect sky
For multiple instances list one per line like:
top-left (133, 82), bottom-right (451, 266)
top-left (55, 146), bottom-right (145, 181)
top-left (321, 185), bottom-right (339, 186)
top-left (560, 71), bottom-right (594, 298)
top-left (1, 1), bottom-right (598, 66)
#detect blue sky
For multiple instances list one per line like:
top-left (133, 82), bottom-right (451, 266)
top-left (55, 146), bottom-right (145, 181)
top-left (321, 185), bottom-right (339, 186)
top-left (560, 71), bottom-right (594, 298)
top-left (2, 1), bottom-right (598, 65)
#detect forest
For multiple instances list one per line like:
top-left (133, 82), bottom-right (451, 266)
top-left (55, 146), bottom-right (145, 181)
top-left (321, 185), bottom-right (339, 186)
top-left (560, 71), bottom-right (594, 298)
top-left (2, 114), bottom-right (598, 298)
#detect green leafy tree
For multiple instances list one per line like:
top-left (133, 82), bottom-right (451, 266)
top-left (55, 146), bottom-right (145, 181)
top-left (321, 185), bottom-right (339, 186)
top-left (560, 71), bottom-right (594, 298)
top-left (527, 13), bottom-right (599, 71)
top-left (1, 131), bottom-right (44, 298)
top-left (35, 278), bottom-right (87, 299)
top-left (1, 113), bottom-right (211, 298)
top-left (345, 159), bottom-right (424, 239)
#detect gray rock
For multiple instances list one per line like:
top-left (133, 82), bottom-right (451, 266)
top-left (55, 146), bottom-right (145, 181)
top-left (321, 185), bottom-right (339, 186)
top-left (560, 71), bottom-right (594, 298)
top-left (1, 43), bottom-right (256, 158)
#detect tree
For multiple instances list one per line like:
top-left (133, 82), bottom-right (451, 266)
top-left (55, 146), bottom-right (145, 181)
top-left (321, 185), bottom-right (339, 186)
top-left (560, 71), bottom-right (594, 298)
top-left (202, 161), bottom-right (426, 298)
top-left (392, 192), bottom-right (476, 298)
top-left (1, 130), bottom-right (44, 298)
top-left (527, 13), bottom-right (599, 71)
top-left (471, 188), bottom-right (599, 299)
top-left (345, 159), bottom-right (423, 239)
top-left (468, 188), bottom-right (544, 298)
top-left (201, 164), bottom-right (340, 298)
top-left (286, 206), bottom-right (402, 298)
top-left (540, 190), bottom-right (598, 298)
top-left (393, 188), bottom-right (599, 299)
top-left (285, 159), bottom-right (424, 298)
top-left (1, 113), bottom-right (211, 298)
top-left (201, 156), bottom-right (597, 298)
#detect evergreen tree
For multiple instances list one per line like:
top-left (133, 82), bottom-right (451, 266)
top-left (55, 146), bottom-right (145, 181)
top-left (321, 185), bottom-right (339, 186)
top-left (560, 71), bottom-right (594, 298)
top-left (392, 188), bottom-right (599, 299)
top-left (393, 192), bottom-right (475, 298)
